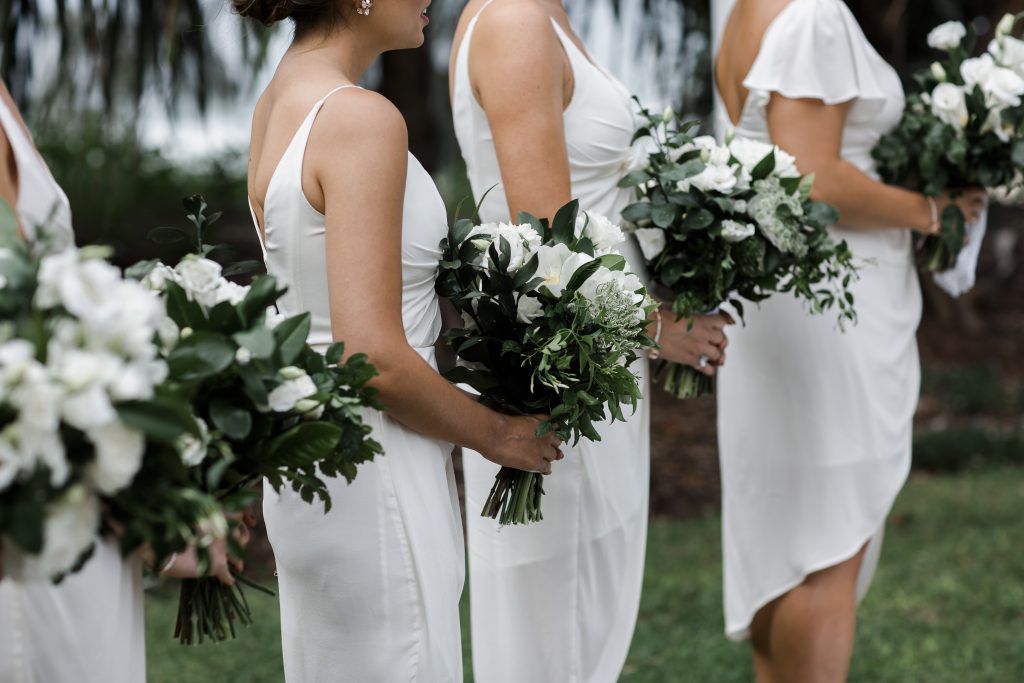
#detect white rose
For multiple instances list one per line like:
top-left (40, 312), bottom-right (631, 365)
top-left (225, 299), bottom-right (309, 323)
top-left (721, 219), bottom-right (757, 243)
top-left (575, 212), bottom-right (625, 255)
top-left (173, 256), bottom-right (223, 308)
top-left (773, 148), bottom-right (801, 178)
top-left (930, 83), bottom-right (970, 130)
top-left (633, 228), bottom-right (667, 261)
top-left (62, 383), bottom-right (118, 432)
top-left (516, 294), bottom-right (544, 324)
top-left (213, 280), bottom-right (249, 307)
top-left (990, 35), bottom-right (1024, 77)
top-left (491, 223), bottom-right (543, 270)
top-left (141, 263), bottom-right (177, 292)
top-left (690, 164), bottom-right (739, 194)
top-left (728, 137), bottom-right (776, 172)
top-left (0, 436), bottom-right (20, 491)
top-left (267, 372), bottom-right (318, 413)
top-left (927, 21), bottom-right (967, 51)
top-left (961, 54), bottom-right (996, 88)
top-left (2, 485), bottom-right (99, 580)
top-left (995, 13), bottom-right (1016, 41)
top-left (86, 421), bottom-right (145, 495)
top-left (177, 418), bottom-right (210, 467)
top-left (981, 67), bottom-right (1024, 108)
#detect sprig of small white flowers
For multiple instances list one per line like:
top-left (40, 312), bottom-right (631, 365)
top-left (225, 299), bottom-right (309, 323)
top-left (0, 248), bottom-right (169, 579)
top-left (925, 15), bottom-right (1024, 142)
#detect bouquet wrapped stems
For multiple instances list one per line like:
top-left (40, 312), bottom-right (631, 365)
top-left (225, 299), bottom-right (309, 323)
top-left (661, 361), bottom-right (714, 399)
top-left (482, 467), bottom-right (545, 525)
top-left (174, 572), bottom-right (274, 645)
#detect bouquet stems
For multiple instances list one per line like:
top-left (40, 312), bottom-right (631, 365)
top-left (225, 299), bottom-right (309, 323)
top-left (174, 571), bottom-right (275, 645)
top-left (481, 467), bottom-right (545, 525)
top-left (662, 361), bottom-right (715, 399)
top-left (916, 203), bottom-right (966, 273)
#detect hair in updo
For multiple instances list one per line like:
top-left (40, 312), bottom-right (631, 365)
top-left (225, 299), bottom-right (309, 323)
top-left (232, 0), bottom-right (346, 35)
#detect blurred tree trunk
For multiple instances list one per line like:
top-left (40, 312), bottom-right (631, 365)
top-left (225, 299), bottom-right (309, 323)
top-left (379, 45), bottom-right (437, 173)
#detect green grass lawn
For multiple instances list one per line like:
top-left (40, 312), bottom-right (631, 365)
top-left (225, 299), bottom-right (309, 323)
top-left (146, 468), bottom-right (1024, 683)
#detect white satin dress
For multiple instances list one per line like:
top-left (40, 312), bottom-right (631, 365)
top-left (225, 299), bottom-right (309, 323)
top-left (715, 0), bottom-right (920, 641)
top-left (452, 6), bottom-right (651, 681)
top-left (255, 86), bottom-right (466, 682)
top-left (0, 99), bottom-right (145, 683)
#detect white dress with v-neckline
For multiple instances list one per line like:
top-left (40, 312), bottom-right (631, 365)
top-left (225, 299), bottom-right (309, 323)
top-left (714, 0), bottom-right (920, 641)
top-left (253, 85), bottom-right (465, 682)
top-left (0, 98), bottom-right (145, 683)
top-left (452, 6), bottom-right (650, 682)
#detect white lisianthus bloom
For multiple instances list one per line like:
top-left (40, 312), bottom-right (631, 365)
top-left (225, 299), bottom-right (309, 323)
top-left (690, 164), bottom-right (739, 194)
top-left (2, 485), bottom-right (100, 580)
top-left (982, 107), bottom-right (1014, 142)
top-left (576, 212), bottom-right (625, 255)
top-left (728, 137), bottom-right (776, 173)
top-left (530, 244), bottom-right (594, 298)
top-left (86, 421), bottom-right (145, 495)
top-left (633, 228), bottom-right (667, 260)
top-left (927, 21), bottom-right (967, 51)
top-left (177, 418), bottom-right (210, 467)
top-left (772, 148), bottom-right (801, 178)
top-left (196, 511), bottom-right (229, 547)
top-left (930, 83), bottom-right (970, 129)
top-left (961, 54), bottom-right (996, 88)
top-left (995, 13), bottom-right (1016, 40)
top-left (141, 263), bottom-right (177, 292)
top-left (990, 36), bottom-right (1024, 77)
top-left (107, 362), bottom-right (157, 402)
top-left (36, 252), bottom-right (123, 323)
top-left (13, 426), bottom-right (68, 486)
top-left (721, 219), bottom-right (757, 243)
top-left (62, 383), bottom-right (118, 432)
top-left (931, 61), bottom-right (948, 82)
top-left (11, 376), bottom-right (63, 433)
top-left (0, 340), bottom-right (36, 386)
top-left (981, 67), bottom-right (1024, 108)
top-left (267, 372), bottom-right (319, 412)
top-left (48, 344), bottom-right (119, 392)
top-left (174, 256), bottom-right (223, 308)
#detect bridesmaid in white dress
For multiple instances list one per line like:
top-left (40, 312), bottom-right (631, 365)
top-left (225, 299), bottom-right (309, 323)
top-left (0, 79), bottom-right (244, 683)
top-left (449, 2), bottom-right (730, 681)
top-left (234, 1), bottom-right (561, 681)
top-left (714, 1), bottom-right (986, 680)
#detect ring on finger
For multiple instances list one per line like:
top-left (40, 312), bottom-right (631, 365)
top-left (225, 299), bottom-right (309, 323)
top-left (697, 355), bottom-right (710, 369)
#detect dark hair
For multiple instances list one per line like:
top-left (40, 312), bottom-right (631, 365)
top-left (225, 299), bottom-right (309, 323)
top-left (232, 0), bottom-right (346, 35)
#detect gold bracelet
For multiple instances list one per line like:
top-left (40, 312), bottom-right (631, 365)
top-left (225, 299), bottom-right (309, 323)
top-left (927, 196), bottom-right (940, 234)
top-left (648, 309), bottom-right (663, 360)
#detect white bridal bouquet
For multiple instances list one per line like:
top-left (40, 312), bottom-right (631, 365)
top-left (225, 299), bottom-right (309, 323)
top-left (436, 200), bottom-right (656, 525)
top-left (873, 13), bottom-right (1024, 273)
top-left (621, 104), bottom-right (857, 398)
top-left (0, 202), bottom-right (220, 582)
top-left (131, 196), bottom-right (384, 643)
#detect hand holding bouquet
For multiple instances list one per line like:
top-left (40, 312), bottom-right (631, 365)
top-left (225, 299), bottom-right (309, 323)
top-left (620, 104), bottom-right (857, 398)
top-left (132, 196), bottom-right (383, 643)
top-left (436, 200), bottom-right (655, 525)
top-left (873, 13), bottom-right (1024, 271)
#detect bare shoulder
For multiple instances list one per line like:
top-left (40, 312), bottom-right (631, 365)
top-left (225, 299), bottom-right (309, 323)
top-left (473, 0), bottom-right (559, 50)
top-left (313, 88), bottom-right (407, 150)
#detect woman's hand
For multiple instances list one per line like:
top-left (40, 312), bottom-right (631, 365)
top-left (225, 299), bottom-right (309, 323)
top-left (481, 414), bottom-right (564, 475)
top-left (922, 188), bottom-right (988, 234)
top-left (657, 312), bottom-right (733, 375)
top-left (162, 515), bottom-right (255, 586)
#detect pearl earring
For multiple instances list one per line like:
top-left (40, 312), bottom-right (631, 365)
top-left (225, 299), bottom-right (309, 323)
top-left (356, 0), bottom-right (372, 15)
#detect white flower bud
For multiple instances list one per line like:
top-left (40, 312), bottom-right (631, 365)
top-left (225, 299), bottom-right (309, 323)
top-left (931, 62), bottom-right (947, 81)
top-left (996, 13), bottom-right (1016, 40)
top-left (235, 347), bottom-right (252, 365)
top-left (662, 106), bottom-right (675, 123)
top-left (180, 327), bottom-right (194, 339)
top-left (279, 366), bottom-right (305, 380)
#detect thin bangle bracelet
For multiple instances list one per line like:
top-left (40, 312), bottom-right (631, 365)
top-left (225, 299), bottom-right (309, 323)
top-left (927, 196), bottom-right (940, 234)
top-left (161, 552), bottom-right (178, 573)
top-left (648, 309), bottom-right (663, 360)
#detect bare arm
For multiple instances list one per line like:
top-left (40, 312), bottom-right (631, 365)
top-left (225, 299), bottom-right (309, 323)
top-left (767, 95), bottom-right (985, 231)
top-left (308, 90), bottom-right (559, 472)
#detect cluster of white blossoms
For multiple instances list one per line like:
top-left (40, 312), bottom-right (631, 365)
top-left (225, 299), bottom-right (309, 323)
top-left (463, 213), bottom-right (646, 328)
top-left (143, 255), bottom-right (250, 310)
top-left (266, 366), bottom-right (323, 419)
top-left (0, 248), bottom-right (170, 579)
top-left (632, 136), bottom-right (803, 262)
top-left (926, 16), bottom-right (1024, 141)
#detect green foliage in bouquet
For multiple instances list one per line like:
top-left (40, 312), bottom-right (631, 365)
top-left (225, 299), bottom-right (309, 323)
top-left (620, 102), bottom-right (857, 397)
top-left (131, 196), bottom-right (383, 644)
top-left (873, 15), bottom-right (1024, 271)
top-left (436, 199), bottom-right (655, 524)
top-left (0, 202), bottom-right (219, 583)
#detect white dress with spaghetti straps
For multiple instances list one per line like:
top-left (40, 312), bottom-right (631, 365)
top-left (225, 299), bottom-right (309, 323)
top-left (254, 86), bottom-right (465, 682)
top-left (0, 99), bottom-right (145, 683)
top-left (714, 0), bottom-right (920, 640)
top-left (452, 7), bottom-right (650, 682)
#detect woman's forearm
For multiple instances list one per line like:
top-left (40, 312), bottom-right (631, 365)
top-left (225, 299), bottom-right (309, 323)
top-left (808, 158), bottom-right (932, 233)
